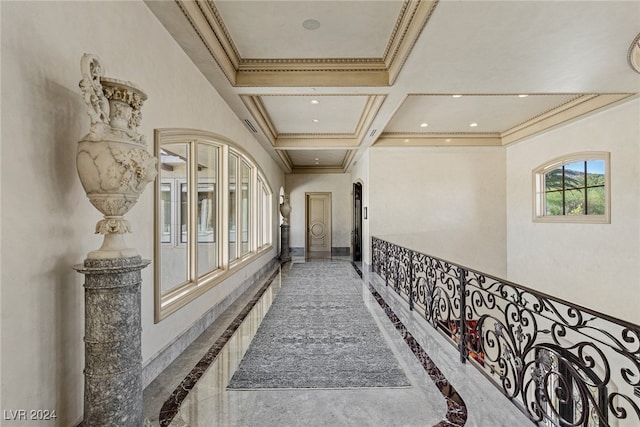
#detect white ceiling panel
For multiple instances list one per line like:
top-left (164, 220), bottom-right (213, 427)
top-left (400, 1), bottom-right (640, 93)
top-left (386, 94), bottom-right (581, 134)
top-left (261, 95), bottom-right (369, 134)
top-left (214, 1), bottom-right (403, 59)
top-left (286, 149), bottom-right (349, 167)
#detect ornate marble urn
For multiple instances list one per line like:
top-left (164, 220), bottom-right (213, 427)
top-left (279, 194), bottom-right (291, 225)
top-left (77, 54), bottom-right (157, 259)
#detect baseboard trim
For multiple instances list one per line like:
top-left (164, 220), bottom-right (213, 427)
top-left (331, 247), bottom-right (350, 256)
top-left (290, 247), bottom-right (304, 256)
top-left (289, 247), bottom-right (351, 256)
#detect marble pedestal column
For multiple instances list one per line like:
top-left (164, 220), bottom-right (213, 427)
top-left (280, 224), bottom-right (291, 262)
top-left (75, 256), bottom-right (150, 427)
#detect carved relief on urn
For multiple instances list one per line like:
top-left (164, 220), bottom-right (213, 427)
top-left (77, 54), bottom-right (157, 259)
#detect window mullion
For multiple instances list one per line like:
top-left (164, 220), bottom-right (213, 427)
top-left (188, 140), bottom-right (198, 284)
top-left (562, 165), bottom-right (566, 215)
top-left (251, 166), bottom-right (258, 253)
top-left (234, 155), bottom-right (240, 261)
top-left (583, 161), bottom-right (588, 215)
top-left (220, 145), bottom-right (229, 269)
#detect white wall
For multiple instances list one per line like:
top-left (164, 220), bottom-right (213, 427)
top-left (285, 173), bottom-right (352, 252)
top-left (369, 147), bottom-right (507, 278)
top-left (506, 98), bottom-right (640, 324)
top-left (1, 2), bottom-right (283, 425)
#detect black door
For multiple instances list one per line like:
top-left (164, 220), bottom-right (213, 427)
top-left (352, 183), bottom-right (362, 261)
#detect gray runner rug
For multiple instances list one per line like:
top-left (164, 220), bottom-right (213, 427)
top-left (227, 262), bottom-right (410, 389)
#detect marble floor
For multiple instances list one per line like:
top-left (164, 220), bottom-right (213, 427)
top-left (143, 256), bottom-right (533, 426)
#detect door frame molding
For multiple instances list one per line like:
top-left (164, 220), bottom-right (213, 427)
top-left (305, 192), bottom-right (332, 254)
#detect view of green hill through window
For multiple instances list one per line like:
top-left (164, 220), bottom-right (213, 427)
top-left (544, 160), bottom-right (605, 216)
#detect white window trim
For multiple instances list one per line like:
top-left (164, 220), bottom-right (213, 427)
top-left (154, 129), bottom-right (273, 322)
top-left (532, 151), bottom-right (610, 224)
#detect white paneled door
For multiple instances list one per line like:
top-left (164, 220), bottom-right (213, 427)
top-left (306, 193), bottom-right (332, 253)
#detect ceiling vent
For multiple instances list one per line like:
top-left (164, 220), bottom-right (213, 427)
top-left (369, 129), bottom-right (377, 137)
top-left (244, 119), bottom-right (258, 133)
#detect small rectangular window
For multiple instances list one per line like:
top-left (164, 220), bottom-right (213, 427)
top-left (534, 152), bottom-right (610, 223)
top-left (229, 153), bottom-right (238, 262)
top-left (196, 143), bottom-right (218, 277)
top-left (240, 161), bottom-right (251, 256)
top-left (160, 182), bottom-right (172, 243)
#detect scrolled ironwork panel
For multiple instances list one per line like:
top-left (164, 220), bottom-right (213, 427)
top-left (465, 271), bottom-right (640, 427)
top-left (411, 251), bottom-right (432, 320)
top-left (371, 236), bottom-right (640, 427)
top-left (395, 245), bottom-right (412, 303)
top-left (393, 247), bottom-right (461, 345)
top-left (372, 237), bottom-right (380, 275)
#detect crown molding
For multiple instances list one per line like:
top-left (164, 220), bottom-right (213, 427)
top-left (355, 95), bottom-right (387, 141)
top-left (275, 150), bottom-right (293, 173)
top-left (385, 0), bottom-right (438, 84)
top-left (238, 57), bottom-right (387, 70)
top-left (375, 133), bottom-right (502, 147)
top-left (235, 70), bottom-right (389, 87)
top-left (500, 93), bottom-right (635, 145)
top-left (341, 149), bottom-right (358, 171)
top-left (290, 166), bottom-right (346, 175)
top-left (278, 133), bottom-right (354, 139)
top-left (176, 0), bottom-right (238, 84)
top-left (275, 138), bottom-right (359, 149)
top-left (240, 95), bottom-right (277, 145)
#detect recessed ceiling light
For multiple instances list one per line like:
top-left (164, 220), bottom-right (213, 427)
top-left (469, 122), bottom-right (478, 127)
top-left (302, 19), bottom-right (320, 30)
top-left (314, 157), bottom-right (319, 161)
top-left (310, 99), bottom-right (320, 104)
top-left (445, 138), bottom-right (452, 143)
top-left (518, 94), bottom-right (529, 98)
top-left (452, 94), bottom-right (463, 98)
top-left (420, 123), bottom-right (428, 127)
top-left (312, 119), bottom-right (319, 123)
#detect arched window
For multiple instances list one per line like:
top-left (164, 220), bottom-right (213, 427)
top-left (154, 129), bottom-right (273, 321)
top-left (533, 152), bottom-right (610, 223)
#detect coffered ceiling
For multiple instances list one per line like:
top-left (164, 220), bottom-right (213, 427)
top-left (145, 0), bottom-right (640, 174)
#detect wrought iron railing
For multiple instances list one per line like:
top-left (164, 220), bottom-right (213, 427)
top-left (371, 236), bottom-right (640, 427)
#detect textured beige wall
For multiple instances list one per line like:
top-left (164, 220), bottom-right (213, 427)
top-left (506, 98), bottom-right (640, 324)
top-left (369, 146), bottom-right (508, 278)
top-left (1, 2), bottom-right (283, 424)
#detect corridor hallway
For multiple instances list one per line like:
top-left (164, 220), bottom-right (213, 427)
top-left (143, 258), bottom-right (532, 426)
